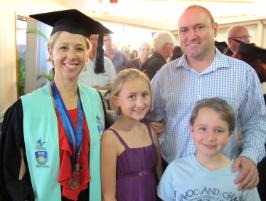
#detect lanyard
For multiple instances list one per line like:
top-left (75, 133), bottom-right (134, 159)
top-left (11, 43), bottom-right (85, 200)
top-left (51, 82), bottom-right (84, 165)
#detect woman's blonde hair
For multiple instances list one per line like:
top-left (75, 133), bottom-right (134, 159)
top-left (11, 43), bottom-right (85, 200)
top-left (110, 68), bottom-right (151, 114)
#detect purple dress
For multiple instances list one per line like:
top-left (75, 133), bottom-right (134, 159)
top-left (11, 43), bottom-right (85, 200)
top-left (108, 125), bottom-right (158, 201)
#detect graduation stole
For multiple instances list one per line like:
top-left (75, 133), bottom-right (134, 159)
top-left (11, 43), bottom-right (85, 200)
top-left (21, 84), bottom-right (104, 201)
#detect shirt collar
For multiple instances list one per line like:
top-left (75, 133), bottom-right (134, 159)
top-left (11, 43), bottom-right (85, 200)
top-left (175, 48), bottom-right (231, 74)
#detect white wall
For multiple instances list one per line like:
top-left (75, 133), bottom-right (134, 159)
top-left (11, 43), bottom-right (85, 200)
top-left (216, 18), bottom-right (266, 47)
top-left (0, 10), bottom-right (17, 115)
top-left (0, 0), bottom-right (65, 114)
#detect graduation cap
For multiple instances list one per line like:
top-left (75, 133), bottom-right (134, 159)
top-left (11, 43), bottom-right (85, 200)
top-left (215, 41), bottom-right (228, 53)
top-left (30, 9), bottom-right (112, 74)
top-left (29, 9), bottom-right (112, 36)
top-left (234, 39), bottom-right (266, 82)
top-left (215, 41), bottom-right (227, 47)
top-left (234, 39), bottom-right (266, 63)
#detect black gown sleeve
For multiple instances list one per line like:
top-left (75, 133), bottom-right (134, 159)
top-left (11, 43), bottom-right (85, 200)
top-left (257, 150), bottom-right (266, 201)
top-left (0, 99), bottom-right (34, 201)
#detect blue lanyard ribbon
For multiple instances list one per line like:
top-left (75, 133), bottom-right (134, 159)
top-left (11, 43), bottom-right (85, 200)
top-left (51, 82), bottom-right (84, 166)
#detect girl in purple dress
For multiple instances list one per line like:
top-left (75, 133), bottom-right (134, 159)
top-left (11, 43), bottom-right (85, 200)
top-left (101, 68), bottom-right (162, 201)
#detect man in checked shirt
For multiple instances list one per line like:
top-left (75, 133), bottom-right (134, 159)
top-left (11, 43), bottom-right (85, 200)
top-left (147, 4), bottom-right (266, 191)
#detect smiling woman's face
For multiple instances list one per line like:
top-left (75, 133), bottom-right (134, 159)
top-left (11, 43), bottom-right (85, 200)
top-left (49, 31), bottom-right (89, 82)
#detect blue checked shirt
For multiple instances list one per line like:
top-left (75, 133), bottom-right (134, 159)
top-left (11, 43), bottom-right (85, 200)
top-left (147, 49), bottom-right (266, 164)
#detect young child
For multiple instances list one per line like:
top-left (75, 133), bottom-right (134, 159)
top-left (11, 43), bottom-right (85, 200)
top-left (158, 98), bottom-right (261, 201)
top-left (101, 68), bottom-right (162, 201)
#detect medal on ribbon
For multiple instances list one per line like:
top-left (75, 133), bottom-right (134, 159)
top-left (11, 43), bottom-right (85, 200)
top-left (69, 163), bottom-right (83, 189)
top-left (51, 82), bottom-right (84, 190)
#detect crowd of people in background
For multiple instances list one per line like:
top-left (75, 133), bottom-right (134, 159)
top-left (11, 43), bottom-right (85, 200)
top-left (0, 4), bottom-right (266, 201)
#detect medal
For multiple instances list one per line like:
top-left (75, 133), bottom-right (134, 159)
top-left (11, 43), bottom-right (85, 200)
top-left (69, 177), bottom-right (80, 189)
top-left (73, 163), bottom-right (82, 177)
top-left (69, 163), bottom-right (82, 189)
top-left (51, 82), bottom-right (85, 189)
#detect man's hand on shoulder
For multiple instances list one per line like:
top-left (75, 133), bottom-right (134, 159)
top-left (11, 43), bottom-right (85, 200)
top-left (149, 121), bottom-right (165, 137)
top-left (232, 156), bottom-right (259, 190)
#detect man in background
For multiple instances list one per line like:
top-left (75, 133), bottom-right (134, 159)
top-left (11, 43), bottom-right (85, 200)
top-left (141, 30), bottom-right (175, 79)
top-left (225, 25), bottom-right (251, 56)
top-left (79, 34), bottom-right (116, 91)
top-left (103, 34), bottom-right (129, 73)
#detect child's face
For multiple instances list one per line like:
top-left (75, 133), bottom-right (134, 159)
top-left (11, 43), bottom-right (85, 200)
top-left (115, 78), bottom-right (151, 121)
top-left (189, 108), bottom-right (231, 159)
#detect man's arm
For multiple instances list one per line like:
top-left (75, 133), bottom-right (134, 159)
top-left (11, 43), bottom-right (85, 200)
top-left (233, 69), bottom-right (266, 190)
top-left (145, 71), bottom-right (165, 123)
top-left (239, 70), bottom-right (266, 163)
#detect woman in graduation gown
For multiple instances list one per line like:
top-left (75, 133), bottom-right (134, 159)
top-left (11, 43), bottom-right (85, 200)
top-left (0, 9), bottom-right (111, 201)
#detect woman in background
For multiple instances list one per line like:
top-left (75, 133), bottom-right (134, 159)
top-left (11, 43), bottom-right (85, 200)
top-left (127, 42), bottom-right (151, 70)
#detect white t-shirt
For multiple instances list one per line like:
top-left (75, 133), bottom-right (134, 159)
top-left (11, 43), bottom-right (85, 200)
top-left (158, 155), bottom-right (261, 201)
top-left (79, 56), bottom-right (116, 88)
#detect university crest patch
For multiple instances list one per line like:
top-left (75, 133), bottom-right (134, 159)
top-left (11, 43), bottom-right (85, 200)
top-left (35, 139), bottom-right (48, 167)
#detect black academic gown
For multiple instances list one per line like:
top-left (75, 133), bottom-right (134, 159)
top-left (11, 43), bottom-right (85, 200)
top-left (0, 94), bottom-right (110, 201)
top-left (257, 155), bottom-right (266, 201)
top-left (257, 93), bottom-right (265, 201)
top-left (0, 100), bottom-right (34, 201)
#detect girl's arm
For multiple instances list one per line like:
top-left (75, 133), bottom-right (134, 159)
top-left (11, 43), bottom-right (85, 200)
top-left (150, 126), bottom-right (162, 181)
top-left (101, 130), bottom-right (118, 201)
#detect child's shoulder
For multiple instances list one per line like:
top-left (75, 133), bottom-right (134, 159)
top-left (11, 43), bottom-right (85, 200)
top-left (162, 156), bottom-right (194, 178)
top-left (102, 127), bottom-right (118, 143)
top-left (167, 155), bottom-right (193, 168)
top-left (140, 122), bottom-right (151, 131)
top-left (140, 122), bottom-right (154, 134)
top-left (175, 155), bottom-right (193, 162)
